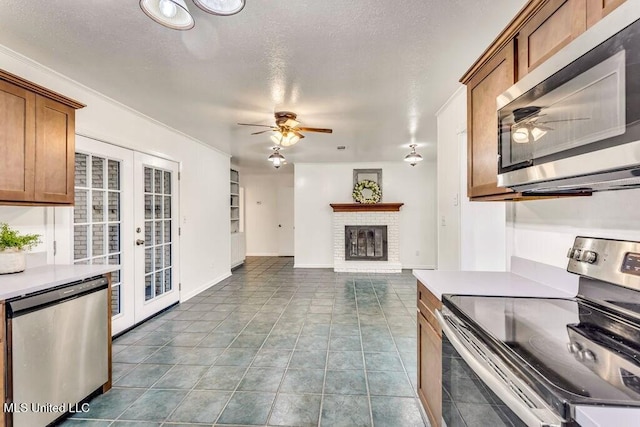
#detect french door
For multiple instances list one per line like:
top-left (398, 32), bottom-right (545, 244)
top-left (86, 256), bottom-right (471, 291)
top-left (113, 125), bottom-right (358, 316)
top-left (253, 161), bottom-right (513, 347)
top-left (66, 137), bottom-right (180, 335)
top-left (133, 152), bottom-right (180, 321)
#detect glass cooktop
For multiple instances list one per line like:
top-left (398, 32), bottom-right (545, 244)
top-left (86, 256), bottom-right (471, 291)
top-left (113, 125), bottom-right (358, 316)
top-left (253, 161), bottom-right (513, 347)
top-left (444, 295), bottom-right (640, 406)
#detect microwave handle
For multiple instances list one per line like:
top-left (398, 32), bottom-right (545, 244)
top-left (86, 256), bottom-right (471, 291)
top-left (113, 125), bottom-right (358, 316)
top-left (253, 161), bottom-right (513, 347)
top-left (435, 310), bottom-right (562, 427)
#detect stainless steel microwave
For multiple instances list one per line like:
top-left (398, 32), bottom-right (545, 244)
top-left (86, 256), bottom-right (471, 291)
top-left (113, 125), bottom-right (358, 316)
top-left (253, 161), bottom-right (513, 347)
top-left (497, 2), bottom-right (640, 193)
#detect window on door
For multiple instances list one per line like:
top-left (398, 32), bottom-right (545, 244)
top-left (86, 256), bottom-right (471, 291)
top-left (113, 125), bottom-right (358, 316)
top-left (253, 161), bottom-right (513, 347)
top-left (74, 153), bottom-right (122, 316)
top-left (143, 166), bottom-right (173, 301)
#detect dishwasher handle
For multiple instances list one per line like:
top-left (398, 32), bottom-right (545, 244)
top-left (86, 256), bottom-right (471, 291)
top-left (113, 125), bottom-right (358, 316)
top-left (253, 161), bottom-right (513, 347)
top-left (7, 276), bottom-right (108, 318)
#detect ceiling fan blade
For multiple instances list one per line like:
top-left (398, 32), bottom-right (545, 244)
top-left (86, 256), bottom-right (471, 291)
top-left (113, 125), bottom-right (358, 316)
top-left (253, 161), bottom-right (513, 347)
top-left (297, 127), bottom-right (333, 133)
top-left (284, 118), bottom-right (300, 128)
top-left (251, 129), bottom-right (272, 135)
top-left (237, 123), bottom-right (275, 128)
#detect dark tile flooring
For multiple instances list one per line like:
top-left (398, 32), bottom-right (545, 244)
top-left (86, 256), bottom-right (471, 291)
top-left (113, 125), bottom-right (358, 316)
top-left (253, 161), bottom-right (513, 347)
top-left (61, 257), bottom-right (428, 427)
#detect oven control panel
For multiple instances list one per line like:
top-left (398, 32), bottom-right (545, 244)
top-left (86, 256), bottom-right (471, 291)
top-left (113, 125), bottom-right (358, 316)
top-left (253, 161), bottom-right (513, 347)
top-left (567, 237), bottom-right (640, 291)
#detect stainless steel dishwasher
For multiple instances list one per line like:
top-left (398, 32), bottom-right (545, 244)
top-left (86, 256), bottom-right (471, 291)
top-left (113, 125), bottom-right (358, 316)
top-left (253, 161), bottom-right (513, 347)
top-left (7, 276), bottom-right (109, 427)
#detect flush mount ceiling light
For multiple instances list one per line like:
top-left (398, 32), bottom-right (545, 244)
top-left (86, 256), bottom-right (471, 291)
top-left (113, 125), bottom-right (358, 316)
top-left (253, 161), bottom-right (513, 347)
top-left (192, 0), bottom-right (245, 15)
top-left (139, 0), bottom-right (195, 30)
top-left (404, 143), bottom-right (423, 166)
top-left (268, 147), bottom-right (286, 169)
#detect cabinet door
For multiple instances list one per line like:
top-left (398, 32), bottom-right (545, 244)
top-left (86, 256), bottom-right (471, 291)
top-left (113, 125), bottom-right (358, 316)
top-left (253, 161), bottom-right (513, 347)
top-left (466, 41), bottom-right (516, 198)
top-left (517, 0), bottom-right (587, 79)
top-left (586, 0), bottom-right (626, 28)
top-left (418, 312), bottom-right (442, 427)
top-left (0, 80), bottom-right (35, 202)
top-left (34, 95), bottom-right (75, 204)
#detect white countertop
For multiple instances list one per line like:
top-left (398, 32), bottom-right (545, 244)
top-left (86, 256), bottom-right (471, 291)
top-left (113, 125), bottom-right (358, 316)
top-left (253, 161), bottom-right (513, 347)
top-left (0, 264), bottom-right (118, 300)
top-left (412, 269), bottom-right (576, 300)
top-left (576, 406), bottom-right (640, 427)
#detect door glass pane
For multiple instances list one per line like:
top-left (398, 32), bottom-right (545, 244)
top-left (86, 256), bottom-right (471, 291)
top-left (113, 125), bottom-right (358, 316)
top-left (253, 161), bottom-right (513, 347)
top-left (75, 153), bottom-right (88, 187)
top-left (155, 273), bottom-right (162, 297)
top-left (164, 268), bottom-right (172, 292)
top-left (145, 275), bottom-right (152, 301)
top-left (144, 167), bottom-right (152, 193)
top-left (93, 224), bottom-right (105, 256)
top-left (154, 169), bottom-right (162, 193)
top-left (154, 195), bottom-right (162, 219)
top-left (74, 190), bottom-right (88, 223)
top-left (155, 246), bottom-right (163, 270)
top-left (145, 195), bottom-right (153, 220)
top-left (108, 160), bottom-right (120, 190)
top-left (145, 248), bottom-right (153, 274)
top-left (108, 192), bottom-right (120, 221)
top-left (74, 225), bottom-right (88, 260)
top-left (164, 220), bottom-right (171, 242)
top-left (92, 157), bottom-right (105, 189)
top-left (154, 221), bottom-right (162, 245)
top-left (145, 221), bottom-right (152, 245)
top-left (73, 153), bottom-right (123, 317)
top-left (164, 171), bottom-right (171, 194)
top-left (164, 196), bottom-right (171, 218)
top-left (92, 191), bottom-right (105, 222)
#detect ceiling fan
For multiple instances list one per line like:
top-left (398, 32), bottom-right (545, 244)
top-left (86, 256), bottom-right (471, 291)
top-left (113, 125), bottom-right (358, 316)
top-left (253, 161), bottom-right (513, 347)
top-left (511, 106), bottom-right (589, 144)
top-left (238, 111), bottom-right (333, 147)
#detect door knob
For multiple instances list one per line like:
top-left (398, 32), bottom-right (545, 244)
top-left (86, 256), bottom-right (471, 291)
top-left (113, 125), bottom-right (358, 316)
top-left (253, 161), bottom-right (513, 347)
top-left (136, 239), bottom-right (145, 246)
top-left (279, 224), bottom-right (282, 228)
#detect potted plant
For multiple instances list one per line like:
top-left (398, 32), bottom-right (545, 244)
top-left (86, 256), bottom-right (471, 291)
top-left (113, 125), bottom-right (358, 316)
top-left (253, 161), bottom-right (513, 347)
top-left (0, 223), bottom-right (40, 274)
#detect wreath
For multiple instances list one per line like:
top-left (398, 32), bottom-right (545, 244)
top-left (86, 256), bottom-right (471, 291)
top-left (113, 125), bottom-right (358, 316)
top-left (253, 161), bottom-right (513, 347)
top-left (352, 180), bottom-right (381, 204)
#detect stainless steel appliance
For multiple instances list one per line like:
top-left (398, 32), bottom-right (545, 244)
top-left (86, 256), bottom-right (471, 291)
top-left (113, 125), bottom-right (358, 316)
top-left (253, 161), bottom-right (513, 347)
top-left (7, 276), bottom-right (109, 427)
top-left (496, 2), bottom-right (640, 193)
top-left (437, 237), bottom-right (640, 426)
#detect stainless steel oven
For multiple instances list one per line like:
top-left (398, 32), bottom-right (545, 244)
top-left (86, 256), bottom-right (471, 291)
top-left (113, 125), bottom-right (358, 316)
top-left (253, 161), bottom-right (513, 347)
top-left (437, 237), bottom-right (640, 427)
top-left (496, 2), bottom-right (640, 193)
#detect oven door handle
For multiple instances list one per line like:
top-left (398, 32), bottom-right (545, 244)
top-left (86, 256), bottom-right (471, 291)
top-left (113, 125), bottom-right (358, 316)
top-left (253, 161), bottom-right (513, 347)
top-left (435, 310), bottom-right (563, 427)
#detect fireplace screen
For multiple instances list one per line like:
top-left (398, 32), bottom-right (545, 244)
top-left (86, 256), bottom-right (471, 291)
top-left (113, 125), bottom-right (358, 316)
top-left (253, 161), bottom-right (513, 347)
top-left (345, 226), bottom-right (388, 261)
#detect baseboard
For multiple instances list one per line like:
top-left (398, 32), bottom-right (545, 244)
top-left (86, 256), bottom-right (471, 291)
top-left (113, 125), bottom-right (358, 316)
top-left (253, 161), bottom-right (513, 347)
top-left (180, 271), bottom-right (231, 302)
top-left (402, 264), bottom-right (437, 270)
top-left (293, 263), bottom-right (334, 269)
top-left (246, 252), bottom-right (279, 257)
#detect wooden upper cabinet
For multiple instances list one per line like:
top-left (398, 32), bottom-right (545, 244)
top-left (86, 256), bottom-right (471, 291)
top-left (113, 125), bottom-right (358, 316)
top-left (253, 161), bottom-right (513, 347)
top-left (34, 96), bottom-right (76, 204)
top-left (0, 80), bottom-right (35, 202)
top-left (517, 0), bottom-right (587, 79)
top-left (586, 0), bottom-right (626, 28)
top-left (0, 70), bottom-right (84, 205)
top-left (466, 41), bottom-right (516, 198)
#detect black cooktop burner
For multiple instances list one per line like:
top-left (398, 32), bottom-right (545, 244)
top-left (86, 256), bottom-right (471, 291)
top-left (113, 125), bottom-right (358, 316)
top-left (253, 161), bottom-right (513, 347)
top-left (444, 295), bottom-right (640, 408)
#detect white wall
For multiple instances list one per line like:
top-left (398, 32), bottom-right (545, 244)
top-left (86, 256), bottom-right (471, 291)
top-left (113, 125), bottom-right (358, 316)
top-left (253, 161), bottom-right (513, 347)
top-left (507, 189), bottom-right (640, 268)
top-left (436, 87), bottom-right (507, 272)
top-left (0, 44), bottom-right (231, 301)
top-left (294, 162), bottom-right (437, 269)
top-left (243, 172), bottom-right (294, 256)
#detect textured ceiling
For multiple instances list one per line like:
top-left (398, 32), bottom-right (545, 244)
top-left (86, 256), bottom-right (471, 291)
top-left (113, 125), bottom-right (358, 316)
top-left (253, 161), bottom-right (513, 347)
top-left (0, 0), bottom-right (527, 171)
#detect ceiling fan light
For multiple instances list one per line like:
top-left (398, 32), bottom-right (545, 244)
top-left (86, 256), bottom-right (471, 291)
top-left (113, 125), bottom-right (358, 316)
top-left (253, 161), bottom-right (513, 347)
top-left (530, 126), bottom-right (547, 141)
top-left (270, 133), bottom-right (282, 145)
top-left (140, 0), bottom-right (195, 30)
top-left (279, 132), bottom-right (300, 147)
top-left (192, 0), bottom-right (245, 16)
top-left (512, 126), bottom-right (531, 144)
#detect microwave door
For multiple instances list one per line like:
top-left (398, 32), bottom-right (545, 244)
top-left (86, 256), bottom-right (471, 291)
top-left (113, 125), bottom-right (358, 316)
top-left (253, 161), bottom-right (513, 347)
top-left (500, 50), bottom-right (626, 175)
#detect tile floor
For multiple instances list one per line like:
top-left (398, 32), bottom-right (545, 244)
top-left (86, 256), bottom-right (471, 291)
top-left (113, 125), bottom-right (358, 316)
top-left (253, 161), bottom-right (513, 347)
top-left (61, 257), bottom-right (428, 427)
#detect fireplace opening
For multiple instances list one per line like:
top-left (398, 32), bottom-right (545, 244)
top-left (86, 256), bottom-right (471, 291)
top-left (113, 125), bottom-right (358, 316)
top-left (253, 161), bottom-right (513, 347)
top-left (345, 226), bottom-right (388, 261)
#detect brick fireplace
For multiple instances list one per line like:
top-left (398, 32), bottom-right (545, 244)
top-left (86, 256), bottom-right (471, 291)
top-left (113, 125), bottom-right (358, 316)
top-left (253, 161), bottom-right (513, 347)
top-left (330, 203), bottom-right (403, 273)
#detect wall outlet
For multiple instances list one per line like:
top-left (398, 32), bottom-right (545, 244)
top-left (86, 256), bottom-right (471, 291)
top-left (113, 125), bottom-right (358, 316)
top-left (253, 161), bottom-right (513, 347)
top-left (441, 216), bottom-right (446, 226)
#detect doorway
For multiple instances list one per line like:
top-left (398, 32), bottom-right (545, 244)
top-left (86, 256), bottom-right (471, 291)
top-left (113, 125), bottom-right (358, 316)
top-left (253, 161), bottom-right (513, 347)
top-left (57, 137), bottom-right (180, 335)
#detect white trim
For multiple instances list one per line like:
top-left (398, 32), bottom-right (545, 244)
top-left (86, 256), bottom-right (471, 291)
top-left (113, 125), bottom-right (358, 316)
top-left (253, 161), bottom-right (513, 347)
top-left (246, 252), bottom-right (280, 257)
top-left (404, 264), bottom-right (437, 270)
top-left (180, 272), bottom-right (232, 302)
top-left (435, 85), bottom-right (466, 117)
top-left (231, 260), bottom-right (244, 269)
top-left (0, 44), bottom-right (231, 158)
top-left (294, 263), bottom-right (333, 269)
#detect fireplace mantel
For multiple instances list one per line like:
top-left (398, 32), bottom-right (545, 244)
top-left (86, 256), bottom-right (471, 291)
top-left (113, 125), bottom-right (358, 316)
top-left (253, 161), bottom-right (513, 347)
top-left (330, 203), bottom-right (404, 212)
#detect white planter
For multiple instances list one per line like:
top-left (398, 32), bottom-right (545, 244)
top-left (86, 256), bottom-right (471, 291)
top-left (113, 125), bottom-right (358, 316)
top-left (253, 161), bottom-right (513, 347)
top-left (0, 249), bottom-right (26, 274)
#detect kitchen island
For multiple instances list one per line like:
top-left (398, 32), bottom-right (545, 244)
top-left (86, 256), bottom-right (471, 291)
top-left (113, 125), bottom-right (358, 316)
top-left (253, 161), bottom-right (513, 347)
top-left (0, 264), bottom-right (117, 427)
